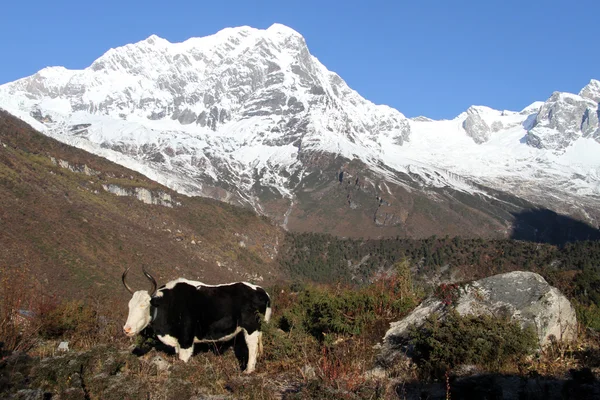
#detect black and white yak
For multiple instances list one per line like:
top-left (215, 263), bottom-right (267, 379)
top-left (122, 267), bottom-right (271, 373)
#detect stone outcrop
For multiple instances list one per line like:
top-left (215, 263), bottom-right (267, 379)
top-left (462, 107), bottom-right (492, 144)
top-left (102, 184), bottom-right (178, 208)
top-left (377, 271), bottom-right (577, 370)
top-left (527, 91), bottom-right (599, 151)
top-left (49, 157), bottom-right (99, 176)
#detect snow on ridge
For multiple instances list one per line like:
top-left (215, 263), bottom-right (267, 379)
top-left (548, 91), bottom-right (596, 107)
top-left (521, 101), bottom-right (545, 114)
top-left (266, 23), bottom-right (303, 36)
top-left (0, 25), bottom-right (599, 212)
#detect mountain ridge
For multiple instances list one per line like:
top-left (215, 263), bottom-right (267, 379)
top-left (1, 25), bottom-right (598, 237)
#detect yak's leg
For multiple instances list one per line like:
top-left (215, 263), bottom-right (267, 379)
top-left (243, 329), bottom-right (260, 374)
top-left (178, 346), bottom-right (193, 363)
top-left (178, 319), bottom-right (195, 363)
top-left (158, 334), bottom-right (180, 355)
top-left (257, 331), bottom-right (263, 356)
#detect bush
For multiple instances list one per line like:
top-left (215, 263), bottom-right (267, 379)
top-left (276, 270), bottom-right (417, 344)
top-left (0, 266), bottom-right (41, 353)
top-left (576, 302), bottom-right (600, 332)
top-left (433, 282), bottom-right (461, 306)
top-left (409, 310), bottom-right (538, 378)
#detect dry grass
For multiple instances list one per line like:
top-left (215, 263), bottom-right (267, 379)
top-left (0, 265), bottom-right (44, 354)
top-left (1, 271), bottom-right (416, 398)
top-left (0, 264), bottom-right (130, 359)
top-left (523, 325), bottom-right (600, 378)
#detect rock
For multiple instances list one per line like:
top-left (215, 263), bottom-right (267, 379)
top-left (150, 355), bottom-right (170, 372)
top-left (462, 107), bottom-right (491, 144)
top-left (490, 120), bottom-right (504, 132)
top-left (579, 79), bottom-right (600, 103)
top-left (453, 363), bottom-right (483, 377)
top-left (177, 108), bottom-right (197, 125)
top-left (57, 342), bottom-right (70, 352)
top-left (300, 364), bottom-right (316, 380)
top-left (527, 91), bottom-right (599, 151)
top-left (364, 366), bottom-right (387, 380)
top-left (378, 271), bottom-right (577, 368)
top-left (14, 389), bottom-right (46, 400)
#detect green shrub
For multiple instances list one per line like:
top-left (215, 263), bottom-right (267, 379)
top-left (409, 310), bottom-right (538, 378)
top-left (276, 280), bottom-right (416, 344)
top-left (576, 302), bottom-right (600, 332)
top-left (261, 318), bottom-right (319, 365)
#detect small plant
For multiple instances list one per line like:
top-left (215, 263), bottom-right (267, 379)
top-left (527, 334), bottom-right (580, 377)
top-left (577, 302), bottom-right (600, 332)
top-left (433, 283), bottom-right (461, 306)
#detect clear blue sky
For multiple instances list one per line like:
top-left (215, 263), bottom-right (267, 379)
top-left (1, 0), bottom-right (598, 120)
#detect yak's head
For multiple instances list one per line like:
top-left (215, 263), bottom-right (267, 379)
top-left (122, 267), bottom-right (157, 337)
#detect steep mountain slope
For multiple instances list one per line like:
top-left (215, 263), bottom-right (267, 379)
top-left (0, 110), bottom-right (284, 299)
top-left (0, 24), bottom-right (598, 238)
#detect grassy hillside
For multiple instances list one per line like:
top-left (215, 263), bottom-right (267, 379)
top-left (2, 107), bottom-right (600, 319)
top-left (0, 109), bottom-right (285, 303)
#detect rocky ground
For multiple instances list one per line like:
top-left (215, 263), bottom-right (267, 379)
top-left (2, 341), bottom-right (600, 400)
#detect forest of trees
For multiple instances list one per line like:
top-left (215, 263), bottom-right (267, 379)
top-left (276, 232), bottom-right (600, 329)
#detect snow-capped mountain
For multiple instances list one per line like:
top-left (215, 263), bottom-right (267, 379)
top-left (1, 24), bottom-right (599, 239)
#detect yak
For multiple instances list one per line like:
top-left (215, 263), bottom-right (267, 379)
top-left (122, 267), bottom-right (271, 373)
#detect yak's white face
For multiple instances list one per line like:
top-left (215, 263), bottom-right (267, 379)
top-left (123, 290), bottom-right (152, 337)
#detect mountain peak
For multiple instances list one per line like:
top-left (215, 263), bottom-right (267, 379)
top-left (465, 105), bottom-right (496, 115)
top-left (211, 25), bottom-right (256, 38)
top-left (266, 23), bottom-right (302, 37)
top-left (143, 34), bottom-right (169, 46)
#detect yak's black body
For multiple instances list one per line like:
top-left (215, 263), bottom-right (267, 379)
top-left (150, 282), bottom-right (270, 350)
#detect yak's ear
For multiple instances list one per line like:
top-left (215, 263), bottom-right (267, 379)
top-left (150, 297), bottom-right (162, 308)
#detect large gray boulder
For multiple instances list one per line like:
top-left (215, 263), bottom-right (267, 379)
top-left (377, 271), bottom-right (577, 370)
